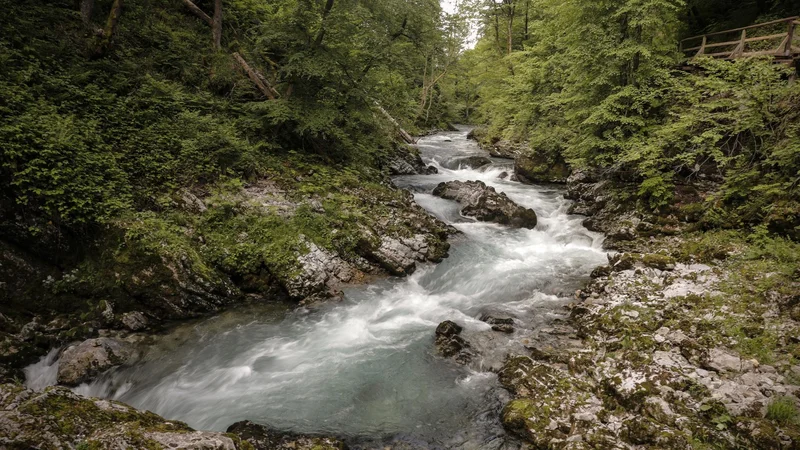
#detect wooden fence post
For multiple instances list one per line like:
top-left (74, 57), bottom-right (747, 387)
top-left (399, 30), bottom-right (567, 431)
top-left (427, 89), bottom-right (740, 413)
top-left (787, 20), bottom-right (796, 57)
top-left (737, 29), bottom-right (746, 57)
top-left (696, 36), bottom-right (707, 57)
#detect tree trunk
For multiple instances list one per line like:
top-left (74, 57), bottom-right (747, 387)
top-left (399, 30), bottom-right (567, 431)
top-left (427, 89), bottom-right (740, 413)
top-left (313, 0), bottom-right (336, 49)
top-left (492, 2), bottom-right (502, 53)
top-left (212, 0), bottom-right (222, 50)
top-left (524, 0), bottom-right (530, 41)
top-left (180, 0), bottom-right (213, 26)
top-left (233, 52), bottom-right (280, 100)
top-left (375, 102), bottom-right (415, 144)
top-left (80, 0), bottom-right (94, 25)
top-left (96, 0), bottom-right (123, 55)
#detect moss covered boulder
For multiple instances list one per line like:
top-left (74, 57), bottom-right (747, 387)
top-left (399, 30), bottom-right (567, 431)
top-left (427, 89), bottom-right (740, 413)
top-left (0, 384), bottom-right (249, 449)
top-left (514, 152), bottom-right (571, 184)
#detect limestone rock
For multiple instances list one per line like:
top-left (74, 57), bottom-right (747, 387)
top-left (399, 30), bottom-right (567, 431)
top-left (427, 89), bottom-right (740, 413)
top-left (121, 311), bottom-right (149, 331)
top-left (387, 145), bottom-right (428, 175)
top-left (285, 240), bottom-right (359, 299)
top-left (227, 420), bottom-right (346, 450)
top-left (441, 156), bottom-right (492, 170)
top-left (432, 180), bottom-right (538, 229)
top-left (57, 337), bottom-right (138, 385)
top-left (0, 384), bottom-right (245, 449)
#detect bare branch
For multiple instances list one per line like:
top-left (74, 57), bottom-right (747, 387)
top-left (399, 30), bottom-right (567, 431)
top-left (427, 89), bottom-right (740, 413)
top-left (180, 0), bottom-right (214, 27)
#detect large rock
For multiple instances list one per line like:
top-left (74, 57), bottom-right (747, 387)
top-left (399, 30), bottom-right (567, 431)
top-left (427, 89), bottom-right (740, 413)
top-left (284, 240), bottom-right (360, 300)
top-left (386, 145), bottom-right (429, 175)
top-left (0, 384), bottom-right (246, 449)
top-left (227, 420), bottom-right (346, 450)
top-left (441, 156), bottom-right (492, 170)
top-left (514, 152), bottom-right (570, 184)
top-left (434, 320), bottom-right (473, 364)
top-left (57, 337), bottom-right (138, 386)
top-left (371, 235), bottom-right (432, 276)
top-left (432, 181), bottom-right (537, 229)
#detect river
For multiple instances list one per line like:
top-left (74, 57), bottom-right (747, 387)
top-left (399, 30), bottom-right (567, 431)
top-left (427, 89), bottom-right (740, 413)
top-left (25, 127), bottom-right (606, 449)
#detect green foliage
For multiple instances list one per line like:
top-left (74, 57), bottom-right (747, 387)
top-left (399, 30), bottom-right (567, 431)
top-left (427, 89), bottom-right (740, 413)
top-left (455, 0), bottom-right (800, 234)
top-left (0, 0), bottom-right (455, 235)
top-left (767, 397), bottom-right (799, 425)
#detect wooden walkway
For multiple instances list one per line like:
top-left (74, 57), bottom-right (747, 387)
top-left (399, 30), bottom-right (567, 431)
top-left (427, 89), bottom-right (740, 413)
top-left (681, 16), bottom-right (799, 64)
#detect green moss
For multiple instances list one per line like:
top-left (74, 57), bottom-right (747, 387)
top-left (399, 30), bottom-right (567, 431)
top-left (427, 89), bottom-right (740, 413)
top-left (642, 253), bottom-right (676, 270)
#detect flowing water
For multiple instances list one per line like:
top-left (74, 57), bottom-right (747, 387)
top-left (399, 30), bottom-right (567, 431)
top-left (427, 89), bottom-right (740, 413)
top-left (26, 127), bottom-right (606, 449)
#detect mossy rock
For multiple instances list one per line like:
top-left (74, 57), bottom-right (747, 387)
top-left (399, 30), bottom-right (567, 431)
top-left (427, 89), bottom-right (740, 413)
top-left (514, 152), bottom-right (571, 184)
top-left (0, 384), bottom-right (248, 449)
top-left (642, 254), bottom-right (677, 271)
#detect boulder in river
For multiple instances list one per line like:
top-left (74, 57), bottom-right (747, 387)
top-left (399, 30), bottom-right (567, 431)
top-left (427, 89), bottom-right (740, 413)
top-left (480, 314), bottom-right (515, 334)
top-left (57, 337), bottom-right (138, 386)
top-left (227, 420), bottom-right (347, 450)
top-left (441, 156), bottom-right (492, 170)
top-left (432, 180), bottom-right (538, 229)
top-left (434, 320), bottom-right (473, 364)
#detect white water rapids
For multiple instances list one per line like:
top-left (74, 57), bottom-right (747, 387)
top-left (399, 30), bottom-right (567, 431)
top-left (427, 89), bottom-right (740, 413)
top-left (25, 128), bottom-right (607, 448)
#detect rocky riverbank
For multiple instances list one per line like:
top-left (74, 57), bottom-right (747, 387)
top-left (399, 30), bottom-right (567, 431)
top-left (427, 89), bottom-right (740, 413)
top-left (0, 143), bottom-right (454, 382)
top-left (489, 171), bottom-right (800, 448)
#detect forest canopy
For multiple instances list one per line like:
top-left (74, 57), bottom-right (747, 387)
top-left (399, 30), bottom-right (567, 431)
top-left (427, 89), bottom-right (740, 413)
top-left (450, 0), bottom-right (800, 236)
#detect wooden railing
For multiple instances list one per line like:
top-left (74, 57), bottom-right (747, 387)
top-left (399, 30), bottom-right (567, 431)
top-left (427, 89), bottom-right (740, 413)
top-left (680, 16), bottom-right (799, 62)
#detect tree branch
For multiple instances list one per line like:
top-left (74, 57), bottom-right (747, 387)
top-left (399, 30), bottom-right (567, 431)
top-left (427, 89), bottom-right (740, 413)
top-left (233, 52), bottom-right (280, 100)
top-left (180, 0), bottom-right (214, 27)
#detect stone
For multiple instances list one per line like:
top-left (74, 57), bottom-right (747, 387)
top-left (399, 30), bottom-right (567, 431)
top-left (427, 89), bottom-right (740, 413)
top-left (0, 384), bottom-right (243, 449)
top-left (387, 146), bottom-right (428, 175)
top-left (178, 189), bottom-right (208, 213)
top-left (371, 235), bottom-right (429, 276)
top-left (492, 324), bottom-right (515, 333)
top-left (706, 348), bottom-right (743, 373)
top-left (432, 180), bottom-right (538, 229)
top-left (441, 156), bottom-right (492, 170)
top-left (145, 431), bottom-right (237, 449)
top-left (57, 337), bottom-right (138, 385)
top-left (434, 321), bottom-right (472, 364)
top-left (514, 152), bottom-right (570, 184)
top-left (285, 240), bottom-right (359, 299)
top-left (121, 311), bottom-right (149, 331)
top-left (227, 420), bottom-right (346, 450)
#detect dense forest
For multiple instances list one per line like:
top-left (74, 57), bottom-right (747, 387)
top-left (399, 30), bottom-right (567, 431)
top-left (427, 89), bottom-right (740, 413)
top-left (1, 0), bottom-right (800, 449)
top-left (451, 0), bottom-right (800, 233)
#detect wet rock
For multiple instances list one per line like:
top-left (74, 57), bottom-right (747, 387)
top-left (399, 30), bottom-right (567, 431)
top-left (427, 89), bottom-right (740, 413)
top-left (285, 240), bottom-right (359, 299)
top-left (499, 357), bottom-right (610, 446)
top-left (432, 180), bottom-right (538, 229)
top-left (491, 324), bottom-right (514, 333)
top-left (0, 384), bottom-right (244, 449)
top-left (371, 235), bottom-right (431, 276)
top-left (387, 145), bottom-right (428, 175)
top-left (424, 165), bottom-right (439, 174)
top-left (227, 420), bottom-right (347, 450)
top-left (442, 156), bottom-right (492, 170)
top-left (57, 337), bottom-right (138, 385)
top-left (479, 314), bottom-right (515, 333)
top-left (146, 431), bottom-right (238, 449)
top-left (434, 321), bottom-right (472, 364)
top-left (121, 311), bottom-right (149, 331)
